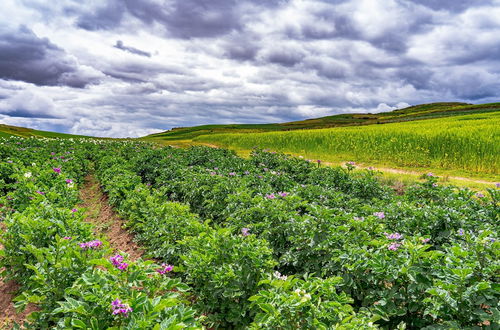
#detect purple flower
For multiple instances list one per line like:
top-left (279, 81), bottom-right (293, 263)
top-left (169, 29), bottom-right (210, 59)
top-left (228, 172), bottom-right (236, 176)
top-left (347, 161), bottom-right (356, 165)
top-left (63, 236), bottom-right (72, 240)
top-left (79, 239), bottom-right (103, 249)
top-left (496, 183), bottom-right (500, 188)
top-left (432, 183), bottom-right (438, 187)
top-left (388, 243), bottom-right (401, 251)
top-left (354, 216), bottom-right (364, 221)
top-left (156, 263), bottom-right (174, 274)
top-left (111, 299), bottom-right (132, 317)
top-left (427, 172), bottom-right (434, 177)
top-left (458, 228), bottom-right (464, 236)
top-left (110, 254), bottom-right (129, 270)
top-left (265, 193), bottom-right (276, 199)
top-left (36, 191), bottom-right (45, 195)
top-left (244, 171), bottom-right (250, 175)
top-left (316, 159), bottom-right (321, 164)
top-left (384, 232), bottom-right (403, 240)
top-left (421, 238), bottom-right (431, 243)
top-left (241, 228), bottom-right (250, 236)
top-left (53, 167), bottom-right (61, 174)
top-left (475, 192), bottom-right (484, 198)
top-left (7, 160), bottom-right (13, 163)
top-left (117, 262), bottom-right (129, 270)
top-left (110, 254), bottom-right (124, 266)
top-left (66, 179), bottom-right (73, 184)
top-left (71, 208), bottom-right (77, 213)
top-left (50, 152), bottom-right (55, 155)
top-left (210, 172), bottom-right (216, 176)
top-left (373, 212), bottom-right (385, 219)
top-left (278, 192), bottom-right (288, 197)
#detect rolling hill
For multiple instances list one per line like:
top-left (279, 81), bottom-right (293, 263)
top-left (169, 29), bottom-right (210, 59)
top-left (143, 102), bottom-right (500, 142)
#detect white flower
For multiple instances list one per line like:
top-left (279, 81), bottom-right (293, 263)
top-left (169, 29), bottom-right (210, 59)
top-left (68, 183), bottom-right (75, 188)
top-left (24, 172), bottom-right (32, 178)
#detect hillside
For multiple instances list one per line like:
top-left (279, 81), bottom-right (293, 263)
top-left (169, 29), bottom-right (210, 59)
top-left (143, 102), bottom-right (500, 141)
top-left (0, 123), bottom-right (92, 139)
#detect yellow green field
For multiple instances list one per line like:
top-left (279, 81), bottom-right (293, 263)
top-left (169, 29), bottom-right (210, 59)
top-left (195, 112), bottom-right (500, 179)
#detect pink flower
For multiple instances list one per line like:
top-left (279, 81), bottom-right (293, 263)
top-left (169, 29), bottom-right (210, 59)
top-left (66, 179), bottom-right (73, 184)
top-left (71, 208), bottom-right (78, 213)
top-left (79, 240), bottom-right (103, 249)
top-left (373, 212), bottom-right (385, 219)
top-left (421, 238), bottom-right (431, 243)
top-left (63, 236), bottom-right (72, 240)
top-left (384, 232), bottom-right (403, 240)
top-left (156, 263), bottom-right (174, 274)
top-left (388, 243), bottom-right (401, 251)
top-left (53, 167), bottom-right (61, 174)
top-left (266, 193), bottom-right (276, 199)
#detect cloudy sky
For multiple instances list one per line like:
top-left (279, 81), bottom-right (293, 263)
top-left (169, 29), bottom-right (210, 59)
top-left (1, 0), bottom-right (499, 137)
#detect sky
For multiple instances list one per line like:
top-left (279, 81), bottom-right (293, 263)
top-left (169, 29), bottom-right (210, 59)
top-left (1, 0), bottom-right (499, 137)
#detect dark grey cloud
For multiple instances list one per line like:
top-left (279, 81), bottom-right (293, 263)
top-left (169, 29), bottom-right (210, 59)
top-left (114, 40), bottom-right (151, 57)
top-left (0, 25), bottom-right (101, 88)
top-left (75, 0), bottom-right (283, 39)
top-left (410, 0), bottom-right (494, 12)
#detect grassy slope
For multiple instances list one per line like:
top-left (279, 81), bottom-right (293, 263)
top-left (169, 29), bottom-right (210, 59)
top-left (143, 102), bottom-right (500, 141)
top-left (0, 124), bottom-right (93, 139)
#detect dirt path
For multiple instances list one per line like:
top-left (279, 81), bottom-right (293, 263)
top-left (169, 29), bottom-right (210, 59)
top-left (79, 174), bottom-right (144, 261)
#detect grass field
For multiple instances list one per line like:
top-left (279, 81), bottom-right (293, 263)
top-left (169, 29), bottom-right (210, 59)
top-left (195, 111), bottom-right (500, 178)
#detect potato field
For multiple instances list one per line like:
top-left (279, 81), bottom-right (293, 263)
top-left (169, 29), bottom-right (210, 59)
top-left (0, 137), bottom-right (498, 329)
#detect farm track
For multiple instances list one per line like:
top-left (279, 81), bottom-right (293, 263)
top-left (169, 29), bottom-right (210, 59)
top-left (79, 174), bottom-right (144, 261)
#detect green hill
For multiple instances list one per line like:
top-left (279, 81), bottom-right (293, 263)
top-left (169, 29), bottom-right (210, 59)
top-left (0, 123), bottom-right (92, 139)
top-left (143, 102), bottom-right (500, 141)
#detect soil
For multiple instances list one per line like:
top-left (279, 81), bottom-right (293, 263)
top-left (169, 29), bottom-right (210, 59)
top-left (78, 174), bottom-right (143, 261)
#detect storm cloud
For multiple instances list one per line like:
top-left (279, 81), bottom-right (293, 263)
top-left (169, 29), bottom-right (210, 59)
top-left (0, 0), bottom-right (499, 137)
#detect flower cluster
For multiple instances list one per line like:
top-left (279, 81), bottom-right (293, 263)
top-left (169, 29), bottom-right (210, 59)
top-left (388, 242), bottom-right (401, 251)
top-left (293, 288), bottom-right (312, 301)
top-left (79, 239), bottom-right (103, 249)
top-left (384, 232), bottom-right (403, 240)
top-left (156, 263), bottom-right (174, 274)
top-left (110, 254), bottom-right (129, 271)
top-left (273, 271), bottom-right (287, 281)
top-left (111, 299), bottom-right (133, 317)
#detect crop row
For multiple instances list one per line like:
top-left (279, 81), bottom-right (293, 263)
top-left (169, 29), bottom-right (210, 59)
top-left (0, 138), bottom-right (200, 329)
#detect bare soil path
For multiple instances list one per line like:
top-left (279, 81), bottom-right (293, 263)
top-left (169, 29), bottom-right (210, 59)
top-left (78, 174), bottom-right (144, 261)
